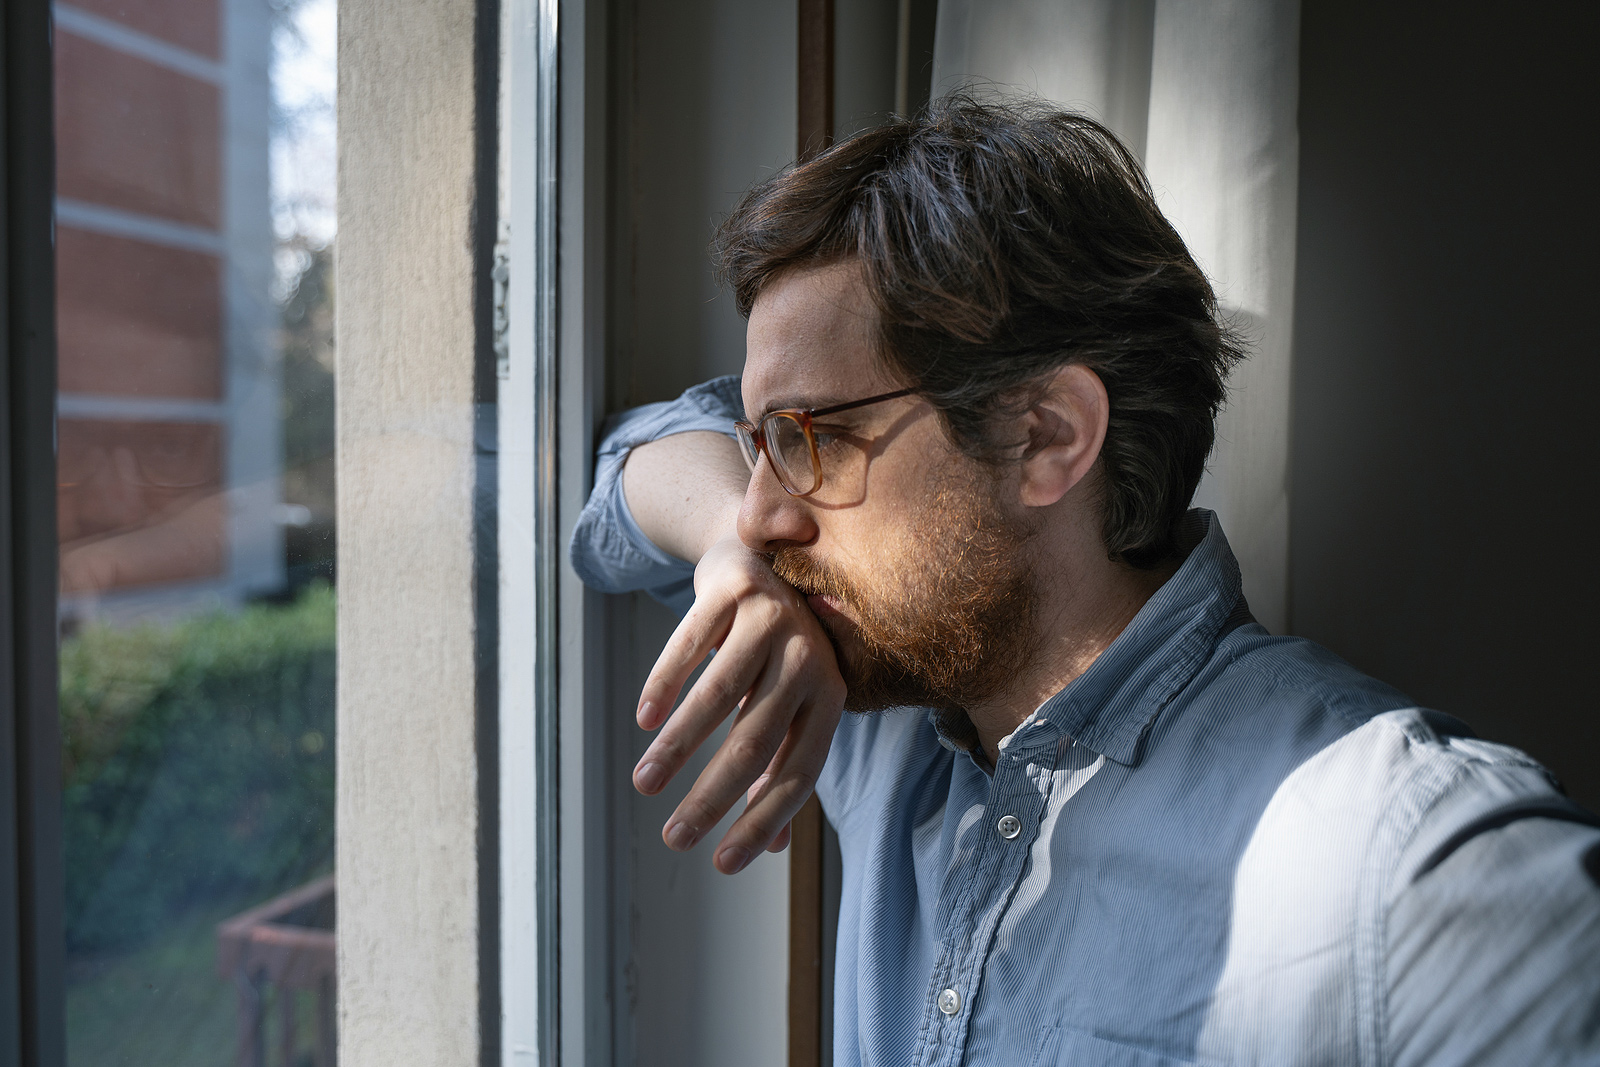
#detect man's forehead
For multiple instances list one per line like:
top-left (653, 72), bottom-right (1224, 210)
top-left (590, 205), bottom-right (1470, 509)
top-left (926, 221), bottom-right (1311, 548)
top-left (741, 261), bottom-right (891, 414)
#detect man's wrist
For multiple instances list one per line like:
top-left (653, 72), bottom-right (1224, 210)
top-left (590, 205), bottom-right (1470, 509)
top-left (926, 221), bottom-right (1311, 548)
top-left (688, 501), bottom-right (744, 563)
top-left (620, 430), bottom-right (749, 564)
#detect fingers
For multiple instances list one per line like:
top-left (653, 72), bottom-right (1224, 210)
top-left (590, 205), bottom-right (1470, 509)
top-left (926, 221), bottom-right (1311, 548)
top-left (660, 631), bottom-right (844, 872)
top-left (633, 611), bottom-right (770, 796)
top-left (745, 772), bottom-right (793, 853)
top-left (710, 692), bottom-right (840, 874)
top-left (636, 593), bottom-right (736, 731)
top-left (630, 535), bottom-right (845, 875)
top-left (652, 630), bottom-right (808, 844)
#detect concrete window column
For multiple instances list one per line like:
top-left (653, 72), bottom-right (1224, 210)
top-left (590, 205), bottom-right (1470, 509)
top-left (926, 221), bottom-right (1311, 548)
top-left (336, 0), bottom-right (493, 1062)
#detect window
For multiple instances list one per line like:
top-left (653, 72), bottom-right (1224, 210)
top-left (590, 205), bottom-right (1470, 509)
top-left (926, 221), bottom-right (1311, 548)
top-left (53, 0), bottom-right (338, 1061)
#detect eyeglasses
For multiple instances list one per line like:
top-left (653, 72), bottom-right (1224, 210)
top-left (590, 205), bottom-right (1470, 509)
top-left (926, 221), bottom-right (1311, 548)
top-left (734, 388), bottom-right (915, 497)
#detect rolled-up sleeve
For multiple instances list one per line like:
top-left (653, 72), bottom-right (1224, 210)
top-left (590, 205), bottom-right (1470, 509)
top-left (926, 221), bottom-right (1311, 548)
top-left (568, 375), bottom-right (744, 616)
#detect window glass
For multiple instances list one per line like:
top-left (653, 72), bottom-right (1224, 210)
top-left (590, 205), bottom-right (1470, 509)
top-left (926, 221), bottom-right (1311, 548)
top-left (55, 0), bottom-right (338, 1061)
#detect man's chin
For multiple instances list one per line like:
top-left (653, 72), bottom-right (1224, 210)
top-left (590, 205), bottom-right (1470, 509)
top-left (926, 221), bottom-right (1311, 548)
top-left (813, 607), bottom-right (942, 713)
top-left (815, 622), bottom-right (898, 713)
top-left (835, 643), bottom-right (934, 714)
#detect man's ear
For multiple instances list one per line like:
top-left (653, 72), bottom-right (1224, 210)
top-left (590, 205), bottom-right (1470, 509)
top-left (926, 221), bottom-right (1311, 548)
top-left (1017, 363), bottom-right (1109, 508)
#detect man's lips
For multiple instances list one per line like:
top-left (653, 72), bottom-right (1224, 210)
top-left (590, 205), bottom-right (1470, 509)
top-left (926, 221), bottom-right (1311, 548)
top-left (806, 593), bottom-right (844, 616)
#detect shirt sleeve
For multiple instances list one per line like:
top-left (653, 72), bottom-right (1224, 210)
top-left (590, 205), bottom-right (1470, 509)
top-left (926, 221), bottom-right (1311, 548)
top-left (1386, 813), bottom-right (1600, 1066)
top-left (567, 375), bottom-right (744, 616)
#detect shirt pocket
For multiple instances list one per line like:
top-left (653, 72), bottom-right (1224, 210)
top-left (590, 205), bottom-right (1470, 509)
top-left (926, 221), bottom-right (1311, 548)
top-left (1031, 1024), bottom-right (1216, 1067)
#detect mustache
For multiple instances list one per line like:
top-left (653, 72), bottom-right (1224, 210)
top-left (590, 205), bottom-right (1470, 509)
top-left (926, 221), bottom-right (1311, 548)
top-left (770, 547), bottom-right (857, 604)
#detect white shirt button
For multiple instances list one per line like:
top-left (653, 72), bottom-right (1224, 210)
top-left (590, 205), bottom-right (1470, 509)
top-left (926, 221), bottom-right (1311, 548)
top-left (997, 814), bottom-right (1022, 839)
top-left (937, 988), bottom-right (961, 1015)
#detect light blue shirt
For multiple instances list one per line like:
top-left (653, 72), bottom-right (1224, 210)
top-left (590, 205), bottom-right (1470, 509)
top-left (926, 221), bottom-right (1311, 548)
top-left (571, 377), bottom-right (1600, 1067)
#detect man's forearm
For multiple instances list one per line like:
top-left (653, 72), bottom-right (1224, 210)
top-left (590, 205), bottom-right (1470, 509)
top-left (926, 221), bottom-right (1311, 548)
top-left (621, 430), bottom-right (748, 564)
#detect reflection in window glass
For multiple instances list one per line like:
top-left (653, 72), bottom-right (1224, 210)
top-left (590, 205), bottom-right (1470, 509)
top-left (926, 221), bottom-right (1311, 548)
top-left (56, 0), bottom-right (337, 1061)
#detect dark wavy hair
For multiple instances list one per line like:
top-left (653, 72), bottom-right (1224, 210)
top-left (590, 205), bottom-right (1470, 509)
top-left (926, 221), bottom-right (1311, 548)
top-left (715, 96), bottom-right (1244, 567)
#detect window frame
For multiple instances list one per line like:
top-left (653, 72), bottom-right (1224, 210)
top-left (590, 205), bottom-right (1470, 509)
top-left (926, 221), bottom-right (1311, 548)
top-left (1, 0), bottom-right (66, 1062)
top-left (496, 0), bottom-right (562, 1063)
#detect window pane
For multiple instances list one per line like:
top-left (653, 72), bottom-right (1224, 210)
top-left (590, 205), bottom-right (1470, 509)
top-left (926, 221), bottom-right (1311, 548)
top-left (55, 0), bottom-right (338, 1061)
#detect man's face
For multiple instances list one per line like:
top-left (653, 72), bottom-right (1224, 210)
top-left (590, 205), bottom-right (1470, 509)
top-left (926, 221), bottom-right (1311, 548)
top-left (738, 261), bottom-right (1039, 714)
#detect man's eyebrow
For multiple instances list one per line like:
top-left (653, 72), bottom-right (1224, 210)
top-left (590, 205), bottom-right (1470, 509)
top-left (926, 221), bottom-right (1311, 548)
top-left (751, 395), bottom-right (858, 419)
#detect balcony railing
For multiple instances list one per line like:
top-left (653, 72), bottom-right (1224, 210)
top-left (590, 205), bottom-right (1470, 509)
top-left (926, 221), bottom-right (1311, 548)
top-left (217, 874), bottom-right (336, 1067)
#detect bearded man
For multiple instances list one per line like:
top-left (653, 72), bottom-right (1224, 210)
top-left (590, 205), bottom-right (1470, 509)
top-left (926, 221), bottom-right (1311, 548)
top-left (570, 99), bottom-right (1600, 1066)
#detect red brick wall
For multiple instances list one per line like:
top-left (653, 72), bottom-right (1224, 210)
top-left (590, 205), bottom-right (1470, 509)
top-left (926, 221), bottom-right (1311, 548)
top-left (56, 3), bottom-right (229, 593)
top-left (57, 229), bottom-right (223, 399)
top-left (55, 33), bottom-right (221, 227)
top-left (70, 0), bottom-right (221, 58)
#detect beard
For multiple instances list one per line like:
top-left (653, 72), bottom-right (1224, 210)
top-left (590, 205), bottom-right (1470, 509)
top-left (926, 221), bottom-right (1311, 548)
top-left (770, 469), bottom-right (1040, 728)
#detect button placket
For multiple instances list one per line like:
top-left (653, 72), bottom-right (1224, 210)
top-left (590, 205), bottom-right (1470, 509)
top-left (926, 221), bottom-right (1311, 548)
top-left (916, 731), bottom-right (1063, 1067)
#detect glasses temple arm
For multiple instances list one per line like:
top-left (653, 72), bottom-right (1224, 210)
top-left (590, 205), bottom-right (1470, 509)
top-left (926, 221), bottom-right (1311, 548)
top-left (806, 387), bottom-right (916, 419)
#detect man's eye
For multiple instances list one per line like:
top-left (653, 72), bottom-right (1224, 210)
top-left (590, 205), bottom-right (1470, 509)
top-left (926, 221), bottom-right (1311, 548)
top-left (812, 431), bottom-right (847, 451)
top-left (812, 422), bottom-right (851, 447)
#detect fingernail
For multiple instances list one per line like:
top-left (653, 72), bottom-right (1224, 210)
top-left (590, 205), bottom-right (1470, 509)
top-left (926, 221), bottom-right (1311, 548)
top-left (635, 761), bottom-right (666, 794)
top-left (637, 700), bottom-right (656, 726)
top-left (718, 847), bottom-right (751, 874)
top-left (665, 822), bottom-right (699, 851)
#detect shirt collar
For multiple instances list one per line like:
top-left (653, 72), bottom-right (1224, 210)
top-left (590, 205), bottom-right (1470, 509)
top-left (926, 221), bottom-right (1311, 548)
top-left (1030, 509), bottom-right (1244, 767)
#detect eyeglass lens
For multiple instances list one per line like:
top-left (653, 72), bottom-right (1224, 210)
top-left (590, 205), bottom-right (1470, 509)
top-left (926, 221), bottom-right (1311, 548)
top-left (735, 424), bottom-right (761, 472)
top-left (763, 414), bottom-right (817, 495)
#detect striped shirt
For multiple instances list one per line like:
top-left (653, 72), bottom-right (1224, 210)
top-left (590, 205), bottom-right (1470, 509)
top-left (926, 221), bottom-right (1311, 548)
top-left (571, 376), bottom-right (1600, 1066)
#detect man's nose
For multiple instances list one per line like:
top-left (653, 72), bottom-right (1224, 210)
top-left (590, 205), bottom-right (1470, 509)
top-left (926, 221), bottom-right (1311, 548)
top-left (736, 455), bottom-right (818, 552)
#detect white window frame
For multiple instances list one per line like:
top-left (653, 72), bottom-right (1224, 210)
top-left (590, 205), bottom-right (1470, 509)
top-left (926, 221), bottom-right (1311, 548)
top-left (497, 0), bottom-right (563, 1062)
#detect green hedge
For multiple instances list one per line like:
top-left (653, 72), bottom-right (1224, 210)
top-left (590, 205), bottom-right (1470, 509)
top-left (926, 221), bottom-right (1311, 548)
top-left (61, 584), bottom-right (336, 954)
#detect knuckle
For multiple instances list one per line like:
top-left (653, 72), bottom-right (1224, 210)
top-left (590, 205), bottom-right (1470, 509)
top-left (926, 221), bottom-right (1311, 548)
top-left (697, 674), bottom-right (744, 712)
top-left (707, 557), bottom-right (767, 600)
top-left (790, 636), bottom-right (829, 672)
top-left (648, 734), bottom-right (689, 769)
top-left (728, 571), bottom-right (766, 600)
top-left (739, 814), bottom-right (782, 848)
top-left (724, 732), bottom-right (778, 772)
top-left (781, 766), bottom-right (819, 796)
top-left (678, 795), bottom-right (723, 831)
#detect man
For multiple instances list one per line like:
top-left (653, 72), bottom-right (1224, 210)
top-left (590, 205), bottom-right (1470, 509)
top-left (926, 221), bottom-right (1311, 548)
top-left (570, 99), bottom-right (1600, 1065)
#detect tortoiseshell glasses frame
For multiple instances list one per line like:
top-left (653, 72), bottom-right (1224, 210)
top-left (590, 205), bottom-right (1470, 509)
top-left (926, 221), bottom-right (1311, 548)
top-left (733, 388), bottom-right (915, 497)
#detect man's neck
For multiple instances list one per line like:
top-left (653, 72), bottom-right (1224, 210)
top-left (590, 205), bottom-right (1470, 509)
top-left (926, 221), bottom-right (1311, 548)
top-left (967, 540), bottom-right (1178, 767)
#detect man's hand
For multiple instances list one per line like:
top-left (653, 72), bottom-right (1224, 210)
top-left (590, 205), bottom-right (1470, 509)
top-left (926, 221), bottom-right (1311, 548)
top-left (631, 529), bottom-right (846, 875)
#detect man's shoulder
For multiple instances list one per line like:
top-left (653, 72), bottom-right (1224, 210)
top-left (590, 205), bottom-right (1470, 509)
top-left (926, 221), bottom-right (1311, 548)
top-left (1193, 630), bottom-right (1583, 886)
top-left (1200, 623), bottom-right (1418, 732)
top-left (1164, 625), bottom-right (1583, 874)
top-left (1195, 691), bottom-right (1600, 1064)
top-left (1273, 703), bottom-right (1581, 883)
